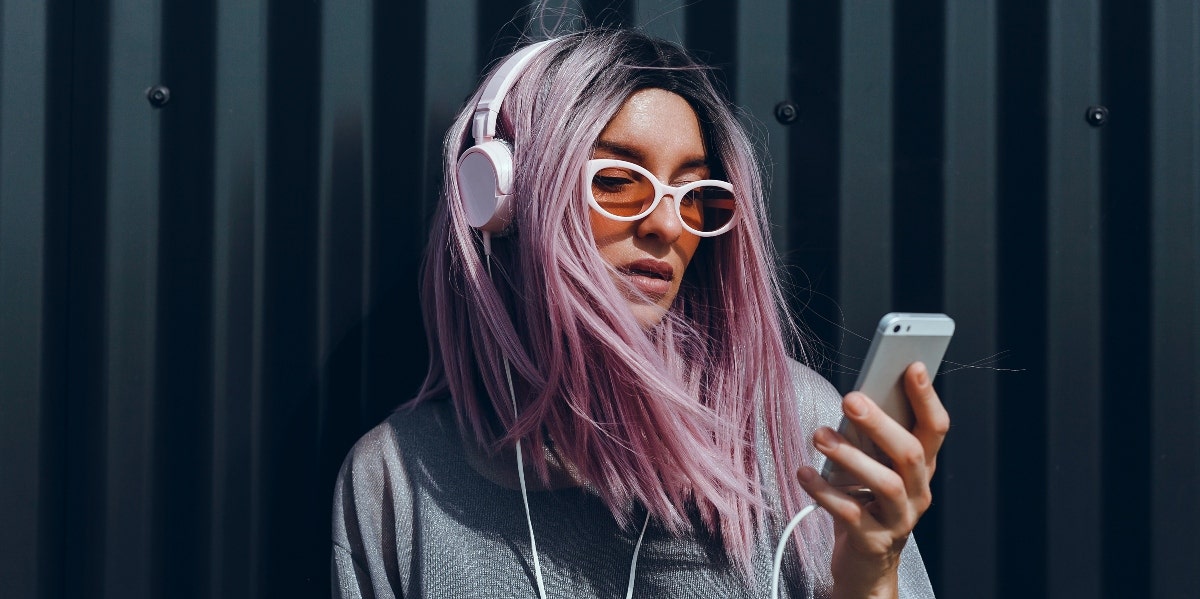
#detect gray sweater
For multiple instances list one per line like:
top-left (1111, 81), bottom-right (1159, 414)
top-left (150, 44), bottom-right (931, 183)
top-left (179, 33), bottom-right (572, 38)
top-left (331, 364), bottom-right (936, 598)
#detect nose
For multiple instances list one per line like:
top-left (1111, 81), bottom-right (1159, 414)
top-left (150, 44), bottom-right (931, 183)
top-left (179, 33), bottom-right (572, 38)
top-left (635, 193), bottom-right (684, 242)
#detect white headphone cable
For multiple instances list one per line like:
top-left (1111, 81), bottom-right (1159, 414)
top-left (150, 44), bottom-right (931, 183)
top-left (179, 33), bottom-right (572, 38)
top-left (624, 511), bottom-right (651, 598)
top-left (506, 359), bottom-right (548, 599)
top-left (503, 331), bottom-right (651, 599)
top-left (484, 243), bottom-right (670, 599)
top-left (485, 247), bottom-right (548, 599)
top-left (770, 504), bottom-right (817, 599)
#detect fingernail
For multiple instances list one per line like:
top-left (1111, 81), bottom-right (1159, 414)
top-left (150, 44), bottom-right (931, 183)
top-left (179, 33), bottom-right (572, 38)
top-left (796, 466), bottom-right (818, 483)
top-left (813, 427), bottom-right (837, 451)
top-left (844, 393), bottom-right (868, 418)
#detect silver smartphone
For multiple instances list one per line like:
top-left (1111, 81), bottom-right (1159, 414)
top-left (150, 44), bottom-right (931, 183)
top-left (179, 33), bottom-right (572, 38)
top-left (820, 312), bottom-right (955, 491)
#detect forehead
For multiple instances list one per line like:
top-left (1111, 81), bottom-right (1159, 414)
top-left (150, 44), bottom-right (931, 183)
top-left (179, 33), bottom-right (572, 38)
top-left (594, 88), bottom-right (706, 165)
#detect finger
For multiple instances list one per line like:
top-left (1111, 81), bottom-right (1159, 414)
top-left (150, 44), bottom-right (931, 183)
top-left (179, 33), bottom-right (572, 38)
top-left (796, 466), bottom-right (875, 528)
top-left (811, 425), bottom-right (910, 523)
top-left (904, 362), bottom-right (951, 467)
top-left (837, 394), bottom-right (932, 513)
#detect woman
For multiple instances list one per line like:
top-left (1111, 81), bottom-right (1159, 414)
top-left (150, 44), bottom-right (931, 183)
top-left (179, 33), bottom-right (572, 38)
top-left (333, 29), bottom-right (945, 598)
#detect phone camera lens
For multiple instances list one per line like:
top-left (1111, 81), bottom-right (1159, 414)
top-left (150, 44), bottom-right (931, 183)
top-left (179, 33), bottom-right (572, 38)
top-left (893, 324), bottom-right (901, 333)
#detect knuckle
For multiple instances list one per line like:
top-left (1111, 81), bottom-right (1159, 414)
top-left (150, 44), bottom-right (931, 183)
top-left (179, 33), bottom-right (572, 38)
top-left (914, 487), bottom-right (933, 513)
top-left (929, 410), bottom-right (951, 435)
top-left (898, 442), bottom-right (926, 470)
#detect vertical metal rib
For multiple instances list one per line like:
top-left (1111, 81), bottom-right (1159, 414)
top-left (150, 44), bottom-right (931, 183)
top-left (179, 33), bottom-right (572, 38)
top-left (838, 0), bottom-right (894, 389)
top-left (1046, 0), bottom-right (1103, 596)
top-left (940, 1), bottom-right (998, 596)
top-left (1151, 1), bottom-right (1200, 595)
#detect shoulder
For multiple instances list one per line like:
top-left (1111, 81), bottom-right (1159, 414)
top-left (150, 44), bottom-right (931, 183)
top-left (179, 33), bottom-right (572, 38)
top-left (332, 400), bottom-right (459, 542)
top-left (335, 412), bottom-right (405, 497)
top-left (333, 400), bottom-right (457, 502)
top-left (331, 401), bottom-right (461, 594)
top-left (784, 357), bottom-right (845, 431)
top-left (784, 358), bottom-right (841, 405)
top-left (331, 410), bottom-right (410, 539)
top-left (784, 358), bottom-right (838, 397)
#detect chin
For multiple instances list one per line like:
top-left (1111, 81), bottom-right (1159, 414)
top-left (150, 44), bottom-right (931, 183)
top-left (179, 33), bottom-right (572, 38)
top-left (628, 301), bottom-right (671, 328)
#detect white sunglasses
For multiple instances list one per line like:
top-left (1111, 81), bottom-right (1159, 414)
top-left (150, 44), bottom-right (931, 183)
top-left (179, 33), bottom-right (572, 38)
top-left (583, 159), bottom-right (738, 237)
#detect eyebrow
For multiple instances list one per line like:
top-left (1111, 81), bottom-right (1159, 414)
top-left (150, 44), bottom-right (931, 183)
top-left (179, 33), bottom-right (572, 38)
top-left (592, 139), bottom-right (709, 170)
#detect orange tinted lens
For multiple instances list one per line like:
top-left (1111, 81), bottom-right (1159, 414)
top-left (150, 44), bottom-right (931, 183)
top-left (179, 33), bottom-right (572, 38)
top-left (680, 186), bottom-right (736, 232)
top-left (591, 167), bottom-right (655, 217)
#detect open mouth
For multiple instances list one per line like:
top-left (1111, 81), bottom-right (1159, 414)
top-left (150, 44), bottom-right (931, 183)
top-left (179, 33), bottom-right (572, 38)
top-left (622, 259), bottom-right (673, 280)
top-left (620, 259), bottom-right (674, 299)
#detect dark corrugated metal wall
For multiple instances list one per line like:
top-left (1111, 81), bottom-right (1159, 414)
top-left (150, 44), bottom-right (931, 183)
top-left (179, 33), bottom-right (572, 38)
top-left (1, 1), bottom-right (1197, 597)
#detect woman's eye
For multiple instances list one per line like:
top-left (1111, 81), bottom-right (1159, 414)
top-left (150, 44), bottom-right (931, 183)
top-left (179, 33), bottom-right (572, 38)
top-left (593, 174), bottom-right (635, 192)
top-left (680, 187), bottom-right (705, 206)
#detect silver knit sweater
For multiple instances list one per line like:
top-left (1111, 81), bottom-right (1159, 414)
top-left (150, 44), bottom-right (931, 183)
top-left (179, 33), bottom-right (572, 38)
top-left (331, 363), bottom-right (936, 598)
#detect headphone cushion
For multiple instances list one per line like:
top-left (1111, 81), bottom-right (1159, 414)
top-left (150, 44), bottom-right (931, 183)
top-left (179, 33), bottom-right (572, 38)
top-left (457, 140), bottom-right (515, 232)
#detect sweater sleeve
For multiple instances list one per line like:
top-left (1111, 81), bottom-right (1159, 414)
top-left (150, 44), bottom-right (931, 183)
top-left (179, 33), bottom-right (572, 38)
top-left (331, 416), bottom-right (414, 599)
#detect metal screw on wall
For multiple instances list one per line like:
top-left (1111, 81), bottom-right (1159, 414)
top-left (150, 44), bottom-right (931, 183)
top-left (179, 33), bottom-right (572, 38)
top-left (774, 101), bottom-right (799, 125)
top-left (146, 85), bottom-right (171, 108)
top-left (1085, 105), bottom-right (1108, 127)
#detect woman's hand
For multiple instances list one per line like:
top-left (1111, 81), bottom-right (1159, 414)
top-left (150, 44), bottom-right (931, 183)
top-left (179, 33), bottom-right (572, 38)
top-left (796, 362), bottom-right (950, 599)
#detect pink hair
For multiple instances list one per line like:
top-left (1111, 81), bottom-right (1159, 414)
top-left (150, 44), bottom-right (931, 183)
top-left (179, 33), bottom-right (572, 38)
top-left (411, 29), bottom-right (833, 585)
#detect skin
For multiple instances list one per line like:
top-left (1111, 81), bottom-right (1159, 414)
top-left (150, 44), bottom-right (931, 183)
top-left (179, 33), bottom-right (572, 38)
top-left (797, 362), bottom-right (951, 598)
top-left (588, 88), bottom-right (951, 597)
top-left (588, 88), bottom-right (704, 328)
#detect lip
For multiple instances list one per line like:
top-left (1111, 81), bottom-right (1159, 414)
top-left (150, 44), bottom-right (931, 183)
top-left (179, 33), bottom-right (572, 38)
top-left (620, 258), bottom-right (675, 300)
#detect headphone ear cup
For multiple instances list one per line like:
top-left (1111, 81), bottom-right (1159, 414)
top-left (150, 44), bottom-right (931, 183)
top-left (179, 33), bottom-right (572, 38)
top-left (457, 140), bottom-right (516, 233)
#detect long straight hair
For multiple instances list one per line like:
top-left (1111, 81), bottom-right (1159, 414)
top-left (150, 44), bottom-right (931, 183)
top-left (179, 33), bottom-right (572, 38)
top-left (413, 29), bottom-right (832, 586)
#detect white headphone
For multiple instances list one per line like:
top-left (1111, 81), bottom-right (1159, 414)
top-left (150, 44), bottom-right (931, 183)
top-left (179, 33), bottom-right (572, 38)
top-left (456, 39), bottom-right (557, 234)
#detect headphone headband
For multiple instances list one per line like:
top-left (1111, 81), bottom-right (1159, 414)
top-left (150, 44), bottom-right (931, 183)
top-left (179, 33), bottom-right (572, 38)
top-left (471, 39), bottom-right (556, 143)
top-left (457, 39), bottom-right (559, 235)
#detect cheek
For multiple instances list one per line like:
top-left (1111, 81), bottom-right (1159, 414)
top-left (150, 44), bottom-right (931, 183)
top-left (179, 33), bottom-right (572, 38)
top-left (588, 211), bottom-right (632, 259)
top-left (675, 235), bottom-right (702, 271)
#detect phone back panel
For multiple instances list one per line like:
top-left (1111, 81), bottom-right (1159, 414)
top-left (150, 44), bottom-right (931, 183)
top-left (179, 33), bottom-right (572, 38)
top-left (822, 313), bottom-right (954, 490)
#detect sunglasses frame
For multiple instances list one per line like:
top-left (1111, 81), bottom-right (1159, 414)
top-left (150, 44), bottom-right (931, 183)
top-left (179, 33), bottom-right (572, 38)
top-left (583, 159), bottom-right (739, 237)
